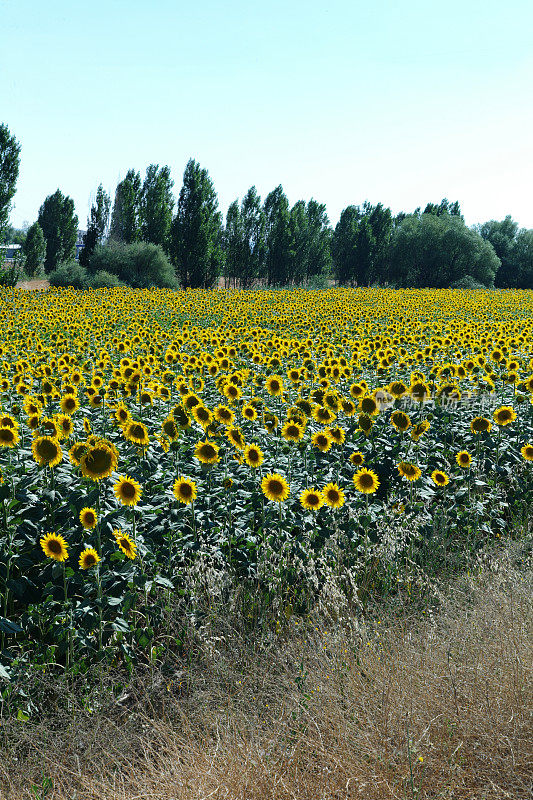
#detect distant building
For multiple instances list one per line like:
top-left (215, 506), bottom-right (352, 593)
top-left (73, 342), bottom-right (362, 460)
top-left (75, 230), bottom-right (86, 261)
top-left (0, 244), bottom-right (22, 263)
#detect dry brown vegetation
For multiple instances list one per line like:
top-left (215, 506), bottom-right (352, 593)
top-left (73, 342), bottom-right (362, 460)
top-left (2, 543), bottom-right (532, 800)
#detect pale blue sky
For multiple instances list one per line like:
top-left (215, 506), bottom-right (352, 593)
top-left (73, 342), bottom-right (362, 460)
top-left (2, 0), bottom-right (532, 230)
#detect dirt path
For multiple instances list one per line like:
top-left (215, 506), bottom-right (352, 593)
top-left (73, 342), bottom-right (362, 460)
top-left (14, 279), bottom-right (50, 290)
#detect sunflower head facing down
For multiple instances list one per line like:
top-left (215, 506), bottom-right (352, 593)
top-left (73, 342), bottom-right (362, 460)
top-left (353, 468), bottom-right (380, 495)
top-left (79, 506), bottom-right (98, 529)
top-left (114, 475), bottom-right (143, 506)
top-left (397, 462), bottom-right (422, 482)
top-left (79, 547), bottom-right (100, 570)
top-left (173, 476), bottom-right (197, 505)
top-left (40, 532), bottom-right (68, 562)
top-left (112, 529), bottom-right (137, 560)
top-left (261, 473), bottom-right (290, 503)
top-left (300, 488), bottom-right (324, 511)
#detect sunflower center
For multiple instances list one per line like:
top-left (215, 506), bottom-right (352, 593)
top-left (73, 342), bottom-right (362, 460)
top-left (121, 482), bottom-right (136, 499)
top-left (180, 483), bottom-right (193, 498)
top-left (87, 447), bottom-right (113, 473)
top-left (359, 475), bottom-right (374, 488)
top-left (48, 539), bottom-right (62, 554)
top-left (37, 439), bottom-right (59, 460)
top-left (268, 480), bottom-right (283, 495)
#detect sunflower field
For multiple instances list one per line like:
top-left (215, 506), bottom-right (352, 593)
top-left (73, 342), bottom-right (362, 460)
top-left (1, 286), bottom-right (533, 683)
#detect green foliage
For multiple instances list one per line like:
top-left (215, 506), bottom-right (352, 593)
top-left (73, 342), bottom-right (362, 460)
top-left (80, 185), bottom-right (111, 269)
top-left (387, 213), bottom-right (500, 288)
top-left (38, 190), bottom-right (78, 272)
top-left (109, 170), bottom-right (141, 244)
top-left (169, 159), bottom-right (223, 288)
top-left (0, 123), bottom-right (21, 237)
top-left (23, 222), bottom-right (47, 277)
top-left (0, 256), bottom-right (23, 286)
top-left (223, 187), bottom-right (267, 288)
top-left (88, 270), bottom-right (124, 288)
top-left (264, 185), bottom-right (292, 285)
top-left (48, 260), bottom-right (89, 289)
top-left (332, 202), bottom-right (392, 285)
top-left (89, 241), bottom-right (176, 288)
top-left (140, 164), bottom-right (174, 249)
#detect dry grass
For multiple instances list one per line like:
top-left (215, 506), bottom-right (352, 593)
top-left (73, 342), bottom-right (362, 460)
top-left (2, 545), bottom-right (532, 800)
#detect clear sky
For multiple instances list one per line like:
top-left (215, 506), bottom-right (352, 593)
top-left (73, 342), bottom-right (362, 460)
top-left (2, 0), bottom-right (533, 231)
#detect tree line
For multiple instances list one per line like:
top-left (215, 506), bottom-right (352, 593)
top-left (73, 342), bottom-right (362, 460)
top-left (1, 122), bottom-right (532, 289)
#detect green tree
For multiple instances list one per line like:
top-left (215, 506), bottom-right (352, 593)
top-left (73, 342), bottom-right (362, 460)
top-left (23, 221), bottom-right (46, 276)
top-left (38, 189), bottom-right (78, 271)
top-left (0, 123), bottom-right (21, 237)
top-left (264, 185), bottom-right (292, 285)
top-left (476, 216), bottom-right (519, 288)
top-left (79, 184), bottom-right (111, 269)
top-left (109, 169), bottom-right (141, 243)
top-left (223, 200), bottom-right (246, 287)
top-left (387, 213), bottom-right (500, 288)
top-left (140, 164), bottom-right (174, 249)
top-left (509, 229), bottom-right (533, 289)
top-left (90, 241), bottom-right (176, 288)
top-left (169, 159), bottom-right (223, 288)
top-left (306, 200), bottom-right (331, 280)
top-left (423, 198), bottom-right (463, 218)
top-left (289, 200), bottom-right (309, 284)
top-left (331, 206), bottom-right (360, 285)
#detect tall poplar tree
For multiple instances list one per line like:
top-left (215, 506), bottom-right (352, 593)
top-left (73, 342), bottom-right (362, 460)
top-left (0, 123), bottom-right (21, 237)
top-left (264, 185), bottom-right (292, 285)
top-left (79, 184), bottom-right (111, 268)
top-left (139, 164), bottom-right (174, 249)
top-left (169, 159), bottom-right (223, 288)
top-left (38, 189), bottom-right (78, 271)
top-left (109, 169), bottom-right (141, 243)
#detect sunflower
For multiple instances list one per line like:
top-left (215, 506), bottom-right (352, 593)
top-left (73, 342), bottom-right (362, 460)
top-left (281, 420), bottom-right (304, 442)
top-left (79, 507), bottom-right (98, 529)
top-left (456, 450), bottom-right (472, 468)
top-left (312, 406), bottom-right (336, 424)
top-left (194, 439), bottom-right (220, 464)
top-left (358, 413), bottom-right (374, 435)
top-left (359, 395), bottom-right (378, 415)
top-left (40, 532), bottom-right (68, 562)
top-left (192, 404), bottom-right (213, 428)
top-left (80, 442), bottom-right (118, 481)
top-left (300, 488), bottom-right (324, 511)
top-left (79, 547), bottom-right (100, 570)
top-left (54, 414), bottom-right (73, 439)
top-left (263, 412), bottom-right (279, 432)
top-left (410, 420), bottom-right (430, 441)
top-left (242, 404), bottom-right (258, 421)
top-left (521, 443), bottom-right (533, 461)
top-left (328, 426), bottom-right (345, 445)
top-left (69, 441), bottom-right (88, 465)
top-left (410, 381), bottom-right (431, 402)
top-left (470, 416), bottom-right (492, 434)
top-left (265, 375), bottom-right (284, 397)
top-left (431, 469), bottom-right (449, 487)
top-left (161, 416), bottom-right (180, 441)
top-left (261, 473), bottom-right (290, 503)
top-left (173, 476), bottom-right (197, 505)
top-left (0, 426), bottom-right (19, 448)
top-left (322, 482), bottom-right (345, 507)
top-left (397, 462), bottom-right (421, 481)
top-left (0, 414), bottom-right (17, 429)
top-left (349, 451), bottom-right (364, 466)
top-left (311, 430), bottom-right (332, 452)
top-left (226, 427), bottom-right (245, 450)
top-left (32, 436), bottom-right (63, 467)
top-left (114, 475), bottom-right (143, 506)
top-left (390, 410), bottom-right (411, 432)
top-left (353, 468), bottom-right (380, 494)
top-left (214, 405), bottom-right (234, 426)
top-left (493, 406), bottom-right (516, 426)
top-left (112, 529), bottom-right (137, 560)
top-left (60, 393), bottom-right (79, 414)
top-left (389, 380), bottom-right (408, 399)
top-left (244, 443), bottom-right (264, 468)
top-left (114, 404), bottom-right (131, 426)
top-left (123, 419), bottom-right (150, 446)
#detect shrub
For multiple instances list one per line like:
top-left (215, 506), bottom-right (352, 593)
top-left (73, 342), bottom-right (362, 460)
top-left (88, 270), bottom-right (124, 288)
top-left (48, 260), bottom-right (89, 289)
top-left (0, 256), bottom-right (24, 286)
top-left (89, 241), bottom-right (177, 288)
top-left (449, 274), bottom-right (490, 290)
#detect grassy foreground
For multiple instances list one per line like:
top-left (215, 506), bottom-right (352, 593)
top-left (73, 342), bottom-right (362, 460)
top-left (1, 540), bottom-right (531, 800)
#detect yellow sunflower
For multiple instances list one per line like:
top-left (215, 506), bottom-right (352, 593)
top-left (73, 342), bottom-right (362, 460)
top-left (431, 469), bottom-right (449, 487)
top-left (349, 451), bottom-right (364, 466)
top-left (0, 425), bottom-right (20, 448)
top-left (32, 436), bottom-right (63, 467)
top-left (493, 406), bottom-right (516, 426)
top-left (79, 547), bottom-right (100, 570)
top-left (281, 420), bottom-right (304, 442)
top-left (112, 529), bottom-right (137, 559)
top-left (173, 476), bottom-right (197, 505)
top-left (456, 450), bottom-right (472, 468)
top-left (520, 443), bottom-right (533, 461)
top-left (123, 419), bottom-right (150, 446)
top-left (244, 443), bottom-right (264, 468)
top-left (69, 441), bottom-right (88, 466)
top-left (390, 410), bottom-right (411, 432)
top-left (265, 375), bottom-right (284, 397)
top-left (161, 416), bottom-right (180, 441)
top-left (60, 393), bottom-right (79, 414)
top-left (214, 405), bottom-right (234, 426)
top-left (470, 416), bottom-right (492, 434)
top-left (353, 469), bottom-right (380, 494)
top-left (80, 442), bottom-right (118, 481)
top-left (226, 427), bottom-right (245, 450)
top-left (194, 439), bottom-right (220, 464)
top-left (40, 532), bottom-right (68, 562)
top-left (300, 488), bottom-right (324, 511)
top-left (322, 482), bottom-right (345, 507)
top-left (397, 462), bottom-right (421, 482)
top-left (311, 430), bottom-right (332, 452)
top-left (79, 507), bottom-right (98, 529)
top-left (113, 475), bottom-right (143, 506)
top-left (261, 473), bottom-right (290, 503)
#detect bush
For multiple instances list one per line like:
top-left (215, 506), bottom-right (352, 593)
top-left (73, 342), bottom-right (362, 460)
top-left (48, 260), bottom-right (89, 289)
top-left (89, 241), bottom-right (177, 288)
top-left (0, 257), bottom-right (24, 287)
top-left (88, 270), bottom-right (124, 288)
top-left (449, 274), bottom-right (490, 290)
